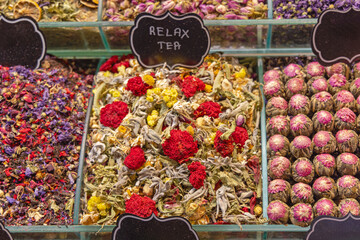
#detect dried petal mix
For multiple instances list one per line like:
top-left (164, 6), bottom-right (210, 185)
top-left (1, 0), bottom-right (98, 22)
top-left (81, 54), bottom-right (265, 225)
top-left (0, 60), bottom-right (93, 225)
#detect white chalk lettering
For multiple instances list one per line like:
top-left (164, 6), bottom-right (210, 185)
top-left (181, 29), bottom-right (189, 39)
top-left (166, 42), bottom-right (173, 49)
top-left (157, 27), bottom-right (164, 36)
top-left (174, 28), bottom-right (181, 37)
top-left (174, 41), bottom-right (181, 50)
top-left (149, 27), bottom-right (189, 39)
top-left (157, 41), bottom-right (181, 50)
top-left (149, 26), bottom-right (155, 36)
top-left (166, 28), bottom-right (172, 37)
top-left (157, 41), bottom-right (166, 49)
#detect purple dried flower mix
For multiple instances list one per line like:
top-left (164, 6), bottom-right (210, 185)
top-left (0, 61), bottom-right (92, 225)
top-left (274, 0), bottom-right (345, 19)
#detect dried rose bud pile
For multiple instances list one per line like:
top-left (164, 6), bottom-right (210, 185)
top-left (103, 0), bottom-right (268, 50)
top-left (81, 54), bottom-right (265, 226)
top-left (265, 60), bottom-right (360, 227)
top-left (104, 0), bottom-right (267, 21)
top-left (0, 63), bottom-right (93, 225)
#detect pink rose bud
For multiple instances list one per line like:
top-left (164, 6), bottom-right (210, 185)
top-left (120, 0), bottom-right (130, 9)
top-left (236, 115), bottom-right (245, 126)
top-left (146, 4), bottom-right (155, 13)
top-left (163, 0), bottom-right (175, 10)
top-left (174, 3), bottom-right (183, 12)
top-left (224, 13), bottom-right (238, 19)
top-left (135, 3), bottom-right (147, 12)
top-left (216, 5), bottom-right (227, 14)
top-left (204, 14), bottom-right (217, 20)
top-left (124, 8), bottom-right (133, 18)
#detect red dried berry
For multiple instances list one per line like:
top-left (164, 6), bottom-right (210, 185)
top-left (194, 101), bottom-right (222, 118)
top-left (124, 146), bottom-right (146, 170)
top-left (214, 131), bottom-right (235, 157)
top-left (162, 130), bottom-right (198, 163)
top-left (111, 61), bottom-right (130, 73)
top-left (188, 162), bottom-right (206, 189)
top-left (99, 101), bottom-right (129, 128)
top-left (188, 162), bottom-right (206, 172)
top-left (99, 55), bottom-right (132, 73)
top-left (181, 76), bottom-right (205, 98)
top-left (189, 171), bottom-right (206, 189)
top-left (99, 62), bottom-right (112, 72)
top-left (231, 126), bottom-right (249, 148)
top-left (125, 194), bottom-right (158, 218)
top-left (126, 76), bottom-right (152, 96)
top-left (99, 56), bottom-right (119, 71)
top-left (108, 55), bottom-right (119, 64)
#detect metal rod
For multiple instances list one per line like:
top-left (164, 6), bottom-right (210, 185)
top-left (38, 19), bottom-right (318, 28)
top-left (258, 57), bottom-right (269, 219)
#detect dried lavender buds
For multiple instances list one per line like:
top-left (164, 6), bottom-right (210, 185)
top-left (81, 54), bottom-right (265, 226)
top-left (0, 62), bottom-right (93, 225)
top-left (274, 0), bottom-right (360, 19)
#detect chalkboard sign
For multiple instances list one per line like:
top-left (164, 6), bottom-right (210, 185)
top-left (130, 11), bottom-right (210, 69)
top-left (312, 8), bottom-right (360, 66)
top-left (306, 213), bottom-right (360, 240)
top-left (112, 214), bottom-right (199, 240)
top-left (0, 222), bottom-right (13, 240)
top-left (0, 15), bottom-right (46, 69)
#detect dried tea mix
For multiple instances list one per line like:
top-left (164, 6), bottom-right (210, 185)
top-left (1, 0), bottom-right (98, 22)
top-left (0, 58), bottom-right (93, 225)
top-left (81, 54), bottom-right (265, 226)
